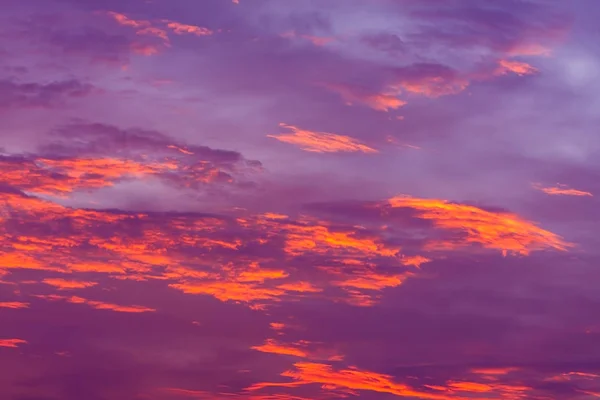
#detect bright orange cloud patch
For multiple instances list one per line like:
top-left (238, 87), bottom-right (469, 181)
top-left (248, 362), bottom-right (461, 399)
top-left (163, 21), bottom-right (213, 36)
top-left (252, 339), bottom-right (308, 358)
top-left (277, 281), bottom-right (322, 293)
top-left (170, 281), bottom-right (285, 303)
top-left (401, 255), bottom-right (431, 268)
top-left (268, 123), bottom-right (377, 153)
top-left (496, 59), bottom-right (538, 76)
top-left (37, 294), bottom-right (155, 313)
top-left (105, 12), bottom-right (213, 55)
top-left (388, 195), bottom-right (570, 256)
top-left (533, 183), bottom-right (593, 197)
top-left (1, 157), bottom-right (172, 195)
top-left (252, 339), bottom-right (344, 362)
top-left (0, 302), bottom-right (29, 309)
top-left (0, 154), bottom-right (233, 196)
top-left (0, 338), bottom-right (27, 348)
top-left (282, 218), bottom-right (398, 258)
top-left (43, 278), bottom-right (98, 290)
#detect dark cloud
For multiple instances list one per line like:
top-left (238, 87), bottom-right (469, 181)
top-left (0, 79), bottom-right (94, 109)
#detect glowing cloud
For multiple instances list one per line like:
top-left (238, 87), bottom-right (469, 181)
top-left (0, 302), bottom-right (29, 309)
top-left (252, 339), bottom-right (308, 358)
top-left (277, 281), bottom-right (322, 293)
top-left (496, 59), bottom-right (538, 76)
top-left (43, 278), bottom-right (98, 290)
top-left (533, 183), bottom-right (593, 197)
top-left (388, 196), bottom-right (570, 255)
top-left (37, 295), bottom-right (155, 313)
top-left (268, 123), bottom-right (377, 153)
top-left (281, 218), bottom-right (398, 258)
top-left (163, 21), bottom-right (213, 36)
top-left (169, 281), bottom-right (286, 303)
top-left (0, 338), bottom-right (27, 348)
top-left (105, 12), bottom-right (213, 55)
top-left (248, 362), bottom-right (461, 399)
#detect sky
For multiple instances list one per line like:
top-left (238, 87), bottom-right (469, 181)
top-left (1, 0), bottom-right (600, 399)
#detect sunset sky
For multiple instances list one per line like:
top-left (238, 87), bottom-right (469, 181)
top-left (2, 0), bottom-right (600, 399)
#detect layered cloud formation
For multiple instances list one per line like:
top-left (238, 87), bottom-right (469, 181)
top-left (1, 0), bottom-right (600, 399)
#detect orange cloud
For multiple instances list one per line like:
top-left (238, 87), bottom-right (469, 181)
top-left (37, 294), bottom-right (154, 313)
top-left (252, 339), bottom-right (344, 363)
top-left (282, 218), bottom-right (398, 258)
top-left (163, 21), bottom-right (213, 36)
top-left (0, 157), bottom-right (173, 195)
top-left (1, 186), bottom-right (408, 311)
top-left (328, 269), bottom-right (412, 307)
top-left (496, 59), bottom-right (538, 76)
top-left (247, 362), bottom-right (461, 399)
top-left (169, 281), bottom-right (285, 303)
top-left (0, 302), bottom-right (29, 309)
top-left (105, 12), bottom-right (213, 55)
top-left (43, 278), bottom-right (98, 290)
top-left (106, 11), bottom-right (169, 55)
top-left (0, 154), bottom-right (234, 197)
top-left (0, 338), bottom-right (27, 348)
top-left (268, 123), bottom-right (377, 153)
top-left (533, 183), bottom-right (593, 197)
top-left (334, 273), bottom-right (407, 291)
top-left (322, 83), bottom-right (406, 112)
top-left (3, 188), bottom-right (489, 311)
top-left (277, 281), bottom-right (322, 293)
top-left (448, 381), bottom-right (530, 397)
top-left (401, 255), bottom-right (431, 268)
top-left (388, 195), bottom-right (570, 256)
top-left (252, 339), bottom-right (308, 358)
top-left (270, 322), bottom-right (286, 331)
top-left (106, 11), bottom-right (147, 29)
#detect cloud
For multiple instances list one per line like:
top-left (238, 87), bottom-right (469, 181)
top-left (247, 362), bottom-right (458, 399)
top-left (0, 122), bottom-right (260, 196)
top-left (533, 183), bottom-right (593, 197)
top-left (321, 82), bottom-right (407, 112)
top-left (163, 21), bottom-right (213, 37)
top-left (0, 338), bottom-right (27, 348)
top-left (252, 339), bottom-right (308, 358)
top-left (104, 12), bottom-right (213, 55)
top-left (36, 294), bottom-right (155, 313)
top-left (0, 1), bottom-right (597, 399)
top-left (280, 31), bottom-right (333, 47)
top-left (496, 59), bottom-right (538, 76)
top-left (0, 302), bottom-right (29, 309)
top-left (387, 195), bottom-right (571, 256)
top-left (0, 79), bottom-right (94, 109)
top-left (0, 186), bottom-right (570, 313)
top-left (251, 338), bottom-right (342, 362)
top-left (42, 278), bottom-right (98, 290)
top-left (268, 123), bottom-right (377, 153)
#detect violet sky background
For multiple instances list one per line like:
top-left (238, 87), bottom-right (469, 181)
top-left (1, 0), bottom-right (600, 399)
